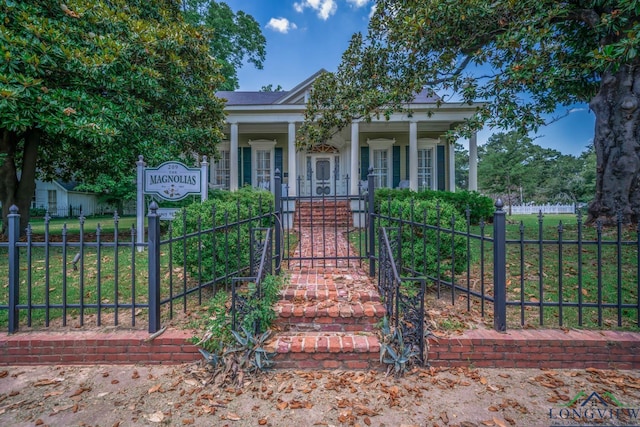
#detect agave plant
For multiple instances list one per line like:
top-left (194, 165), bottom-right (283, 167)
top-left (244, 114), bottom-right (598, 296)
top-left (226, 326), bottom-right (276, 373)
top-left (379, 317), bottom-right (419, 377)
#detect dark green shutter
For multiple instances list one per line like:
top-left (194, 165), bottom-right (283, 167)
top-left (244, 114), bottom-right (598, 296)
top-left (392, 146), bottom-right (401, 188)
top-left (437, 145), bottom-right (445, 191)
top-left (242, 147), bottom-right (251, 186)
top-left (360, 146), bottom-right (369, 181)
top-left (405, 146), bottom-right (410, 180)
top-left (275, 147), bottom-right (283, 176)
top-left (237, 148), bottom-right (242, 184)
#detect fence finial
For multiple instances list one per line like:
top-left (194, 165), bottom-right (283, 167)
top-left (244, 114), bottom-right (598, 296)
top-left (149, 201), bottom-right (159, 214)
top-left (9, 205), bottom-right (18, 215)
top-left (495, 198), bottom-right (504, 210)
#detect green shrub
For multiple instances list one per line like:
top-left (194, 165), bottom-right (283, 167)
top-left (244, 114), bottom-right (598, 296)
top-left (379, 198), bottom-right (467, 277)
top-left (192, 274), bottom-right (284, 371)
top-left (30, 207), bottom-right (47, 218)
top-left (170, 187), bottom-right (273, 283)
top-left (375, 188), bottom-right (494, 224)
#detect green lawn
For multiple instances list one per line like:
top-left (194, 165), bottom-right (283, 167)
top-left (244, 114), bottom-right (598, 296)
top-left (359, 213), bottom-right (640, 330)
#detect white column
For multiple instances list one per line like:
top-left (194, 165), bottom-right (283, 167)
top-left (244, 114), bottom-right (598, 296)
top-left (288, 122), bottom-right (297, 196)
top-left (409, 121), bottom-right (418, 191)
top-left (229, 122), bottom-right (239, 191)
top-left (350, 121), bottom-right (359, 195)
top-left (448, 143), bottom-right (455, 192)
top-left (469, 132), bottom-right (478, 191)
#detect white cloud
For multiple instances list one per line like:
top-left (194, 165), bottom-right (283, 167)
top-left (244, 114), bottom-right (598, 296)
top-left (266, 17), bottom-right (298, 34)
top-left (369, 3), bottom-right (376, 18)
top-left (346, 0), bottom-right (370, 7)
top-left (293, 0), bottom-right (338, 20)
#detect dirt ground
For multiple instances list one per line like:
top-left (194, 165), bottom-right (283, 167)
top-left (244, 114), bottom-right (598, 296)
top-left (1, 362), bottom-right (640, 427)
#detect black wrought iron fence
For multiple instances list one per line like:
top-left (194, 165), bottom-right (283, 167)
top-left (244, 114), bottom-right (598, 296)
top-left (378, 227), bottom-right (426, 365)
top-left (373, 198), bottom-right (640, 331)
top-left (1, 198), bottom-right (276, 334)
top-left (274, 170), bottom-right (370, 269)
top-left (230, 228), bottom-right (273, 333)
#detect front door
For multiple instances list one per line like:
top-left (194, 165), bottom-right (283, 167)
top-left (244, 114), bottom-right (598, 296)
top-left (312, 156), bottom-right (333, 196)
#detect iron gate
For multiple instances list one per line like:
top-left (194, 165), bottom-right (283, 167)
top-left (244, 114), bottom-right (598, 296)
top-left (274, 170), bottom-right (373, 271)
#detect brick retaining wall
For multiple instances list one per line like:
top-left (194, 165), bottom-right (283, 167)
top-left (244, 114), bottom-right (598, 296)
top-left (1, 328), bottom-right (639, 369)
top-left (427, 328), bottom-right (640, 370)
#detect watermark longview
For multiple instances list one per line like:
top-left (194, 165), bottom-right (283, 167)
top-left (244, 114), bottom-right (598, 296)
top-left (548, 391), bottom-right (640, 426)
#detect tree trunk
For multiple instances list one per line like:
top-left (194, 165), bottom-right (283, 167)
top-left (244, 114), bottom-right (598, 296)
top-left (0, 129), bottom-right (40, 236)
top-left (588, 63), bottom-right (640, 225)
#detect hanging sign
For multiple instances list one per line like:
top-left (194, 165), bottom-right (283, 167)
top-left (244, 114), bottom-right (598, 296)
top-left (143, 161), bottom-right (202, 201)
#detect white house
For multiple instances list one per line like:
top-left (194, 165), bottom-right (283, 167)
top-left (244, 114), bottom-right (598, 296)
top-left (212, 70), bottom-right (479, 197)
top-left (32, 180), bottom-right (102, 217)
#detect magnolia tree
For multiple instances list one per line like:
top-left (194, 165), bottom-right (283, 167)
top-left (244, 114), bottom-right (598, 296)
top-left (0, 0), bottom-right (227, 234)
top-left (299, 0), bottom-right (640, 224)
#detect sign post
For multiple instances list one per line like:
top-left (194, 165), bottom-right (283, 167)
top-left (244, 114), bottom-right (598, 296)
top-left (136, 156), bottom-right (146, 249)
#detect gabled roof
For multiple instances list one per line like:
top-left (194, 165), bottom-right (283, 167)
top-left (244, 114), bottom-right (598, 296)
top-left (216, 69), bottom-right (441, 107)
top-left (56, 180), bottom-right (80, 191)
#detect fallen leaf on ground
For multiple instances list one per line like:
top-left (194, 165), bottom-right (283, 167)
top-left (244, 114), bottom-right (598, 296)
top-left (70, 387), bottom-right (91, 397)
top-left (147, 411), bottom-right (164, 423)
top-left (148, 384), bottom-right (162, 394)
top-left (33, 378), bottom-right (63, 387)
top-left (493, 417), bottom-right (508, 427)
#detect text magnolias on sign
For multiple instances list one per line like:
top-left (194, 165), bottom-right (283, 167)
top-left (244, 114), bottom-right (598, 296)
top-left (144, 161), bottom-right (202, 201)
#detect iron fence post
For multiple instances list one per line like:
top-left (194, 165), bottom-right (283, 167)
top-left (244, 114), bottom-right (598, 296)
top-left (8, 205), bottom-right (20, 334)
top-left (147, 201), bottom-right (161, 333)
top-left (493, 198), bottom-right (507, 332)
top-left (274, 169), bottom-right (282, 275)
top-left (368, 166), bottom-right (375, 277)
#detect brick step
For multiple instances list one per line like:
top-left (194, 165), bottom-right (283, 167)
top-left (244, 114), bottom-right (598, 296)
top-left (267, 332), bottom-right (380, 370)
top-left (274, 299), bottom-right (385, 332)
top-left (296, 201), bottom-right (351, 207)
top-left (294, 202), bottom-right (352, 227)
top-left (280, 285), bottom-right (379, 302)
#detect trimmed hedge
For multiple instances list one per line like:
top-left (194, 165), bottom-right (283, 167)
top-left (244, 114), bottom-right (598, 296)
top-left (375, 188), bottom-right (494, 224)
top-left (378, 197), bottom-right (467, 277)
top-left (170, 187), bottom-right (274, 283)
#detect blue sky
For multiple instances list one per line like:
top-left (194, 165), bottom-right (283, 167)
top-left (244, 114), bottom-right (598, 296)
top-left (223, 0), bottom-right (595, 157)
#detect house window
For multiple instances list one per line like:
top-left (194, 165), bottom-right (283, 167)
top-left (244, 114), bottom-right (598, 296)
top-left (418, 148), bottom-right (433, 190)
top-left (213, 149), bottom-right (230, 189)
top-left (417, 138), bottom-right (439, 191)
top-left (373, 149), bottom-right (389, 188)
top-left (249, 139), bottom-right (277, 191)
top-left (47, 190), bottom-right (57, 214)
top-left (367, 138), bottom-right (395, 189)
top-left (256, 150), bottom-right (271, 190)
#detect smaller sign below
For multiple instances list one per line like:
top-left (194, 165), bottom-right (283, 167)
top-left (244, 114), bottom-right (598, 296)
top-left (144, 161), bottom-right (202, 201)
top-left (156, 207), bottom-right (180, 221)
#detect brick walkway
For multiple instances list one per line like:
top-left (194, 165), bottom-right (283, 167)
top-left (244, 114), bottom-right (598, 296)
top-left (287, 227), bottom-right (364, 269)
top-left (269, 227), bottom-right (384, 369)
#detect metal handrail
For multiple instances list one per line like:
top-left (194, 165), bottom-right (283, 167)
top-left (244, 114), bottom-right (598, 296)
top-left (231, 228), bottom-right (272, 332)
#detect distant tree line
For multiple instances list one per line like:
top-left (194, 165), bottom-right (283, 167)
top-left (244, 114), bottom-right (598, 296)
top-left (456, 132), bottom-right (595, 207)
